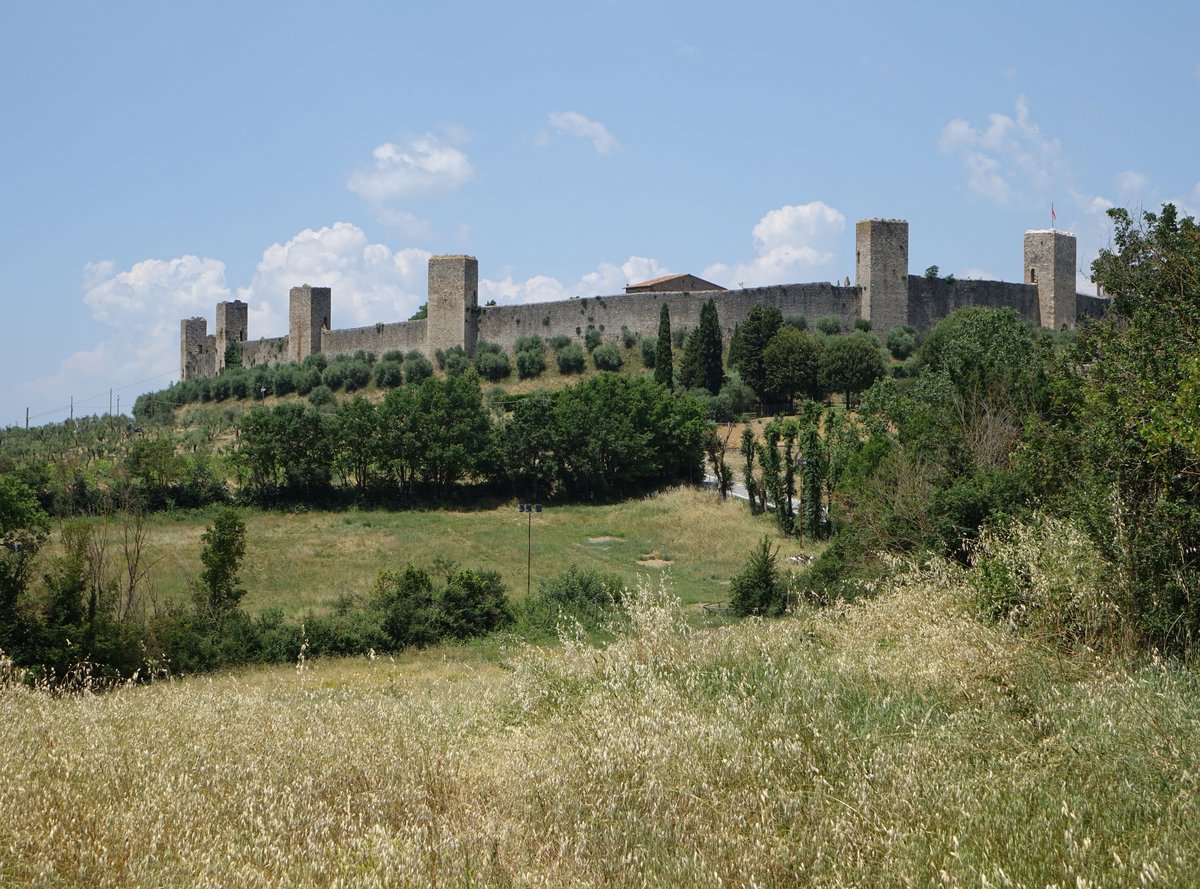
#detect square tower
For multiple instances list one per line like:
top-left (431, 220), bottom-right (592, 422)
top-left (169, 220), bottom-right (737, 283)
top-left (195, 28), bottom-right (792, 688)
top-left (216, 300), bottom-right (249, 371)
top-left (856, 219), bottom-right (909, 333)
top-left (180, 317), bottom-right (208, 380)
top-left (426, 255), bottom-right (479, 358)
top-left (289, 285), bottom-right (332, 364)
top-left (1024, 230), bottom-right (1076, 330)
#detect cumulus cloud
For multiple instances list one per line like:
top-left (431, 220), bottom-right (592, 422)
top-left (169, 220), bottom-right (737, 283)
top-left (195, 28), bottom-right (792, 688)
top-left (1116, 170), bottom-right (1147, 196)
top-left (347, 133), bottom-right (474, 202)
top-left (545, 111), bottom-right (620, 154)
top-left (939, 96), bottom-right (1065, 207)
top-left (480, 256), bottom-right (669, 305)
top-left (703, 201), bottom-right (847, 288)
top-left (241, 223), bottom-right (431, 333)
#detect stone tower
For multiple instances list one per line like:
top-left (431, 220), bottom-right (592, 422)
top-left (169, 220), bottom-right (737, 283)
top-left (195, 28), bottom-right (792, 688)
top-left (215, 300), bottom-right (248, 371)
top-left (856, 219), bottom-right (909, 333)
top-left (1024, 230), bottom-right (1076, 330)
top-left (289, 285), bottom-right (332, 364)
top-left (180, 317), bottom-right (209, 381)
top-left (427, 255), bottom-right (479, 358)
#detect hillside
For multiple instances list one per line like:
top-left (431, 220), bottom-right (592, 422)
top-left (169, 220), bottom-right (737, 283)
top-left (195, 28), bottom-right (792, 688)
top-left (2, 566), bottom-right (1195, 887)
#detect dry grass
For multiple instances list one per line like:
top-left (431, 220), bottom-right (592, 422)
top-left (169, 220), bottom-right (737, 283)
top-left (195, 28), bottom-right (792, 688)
top-left (3, 562), bottom-right (1197, 887)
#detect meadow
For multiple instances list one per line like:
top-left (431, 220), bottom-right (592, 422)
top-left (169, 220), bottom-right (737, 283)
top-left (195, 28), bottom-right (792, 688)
top-left (2, 561), bottom-right (1196, 887)
top-left (116, 486), bottom-right (792, 617)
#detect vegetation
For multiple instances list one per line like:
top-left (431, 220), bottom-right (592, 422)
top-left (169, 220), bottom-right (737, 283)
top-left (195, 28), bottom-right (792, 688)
top-left (654, 302), bottom-right (673, 388)
top-left (677, 298), bottom-right (724, 394)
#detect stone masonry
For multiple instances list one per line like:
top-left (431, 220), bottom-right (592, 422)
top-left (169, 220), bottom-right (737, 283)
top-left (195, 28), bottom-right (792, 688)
top-left (179, 219), bottom-right (1106, 381)
top-left (1024, 230), bottom-right (1077, 330)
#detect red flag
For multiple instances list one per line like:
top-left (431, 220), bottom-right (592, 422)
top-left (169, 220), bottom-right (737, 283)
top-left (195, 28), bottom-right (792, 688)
top-left (1051, 203), bottom-right (1057, 223)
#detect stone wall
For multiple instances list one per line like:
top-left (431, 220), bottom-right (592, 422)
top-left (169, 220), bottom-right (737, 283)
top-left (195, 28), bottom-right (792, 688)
top-left (243, 336), bottom-right (291, 369)
top-left (906, 276), bottom-right (1040, 331)
top-left (320, 319), bottom-right (428, 360)
top-left (475, 283), bottom-right (861, 351)
top-left (1076, 293), bottom-right (1110, 321)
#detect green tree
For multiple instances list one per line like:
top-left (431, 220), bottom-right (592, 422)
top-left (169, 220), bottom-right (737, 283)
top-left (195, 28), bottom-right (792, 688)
top-left (197, 509), bottom-right (247, 623)
top-left (439, 569), bottom-right (513, 639)
top-left (0, 476), bottom-right (50, 654)
top-left (332, 396), bottom-right (379, 493)
top-left (730, 536), bottom-right (787, 616)
top-left (762, 326), bottom-right (822, 409)
top-left (679, 298), bottom-right (724, 394)
top-left (654, 303), bottom-right (674, 388)
top-left (818, 333), bottom-right (886, 409)
top-left (731, 304), bottom-right (782, 407)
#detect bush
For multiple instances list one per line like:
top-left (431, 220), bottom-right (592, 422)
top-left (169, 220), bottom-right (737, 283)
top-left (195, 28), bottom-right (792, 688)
top-left (440, 569), bottom-right (513, 639)
top-left (591, 343), bottom-right (623, 371)
top-left (322, 362), bottom-right (349, 391)
top-left (621, 326), bottom-right (638, 348)
top-left (442, 347), bottom-right (469, 378)
top-left (514, 334), bottom-right (544, 354)
top-left (640, 337), bottom-right (656, 368)
top-left (373, 360), bottom-right (403, 389)
top-left (295, 365), bottom-right (321, 395)
top-left (307, 385), bottom-right (335, 409)
top-left (303, 353), bottom-right (328, 373)
top-left (784, 314), bottom-right (808, 331)
top-left (718, 371), bottom-right (756, 418)
top-left (475, 349), bottom-right (512, 381)
top-left (730, 536), bottom-right (789, 617)
top-left (854, 318), bottom-right (873, 333)
top-left (382, 350), bottom-right (404, 363)
top-left (672, 326), bottom-right (689, 348)
top-left (556, 343), bottom-right (586, 374)
top-left (371, 565), bottom-right (440, 649)
top-left (273, 364), bottom-right (297, 396)
top-left (516, 348), bottom-right (546, 379)
top-left (403, 353), bottom-right (434, 384)
top-left (549, 334), bottom-right (572, 350)
top-left (886, 325), bottom-right (918, 360)
top-left (584, 329), bottom-right (602, 352)
top-left (519, 565), bottom-right (624, 637)
top-left (815, 315), bottom-right (843, 336)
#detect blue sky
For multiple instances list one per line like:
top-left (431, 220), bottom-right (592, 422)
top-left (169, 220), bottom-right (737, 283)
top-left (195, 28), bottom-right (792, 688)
top-left (2, 1), bottom-right (1197, 426)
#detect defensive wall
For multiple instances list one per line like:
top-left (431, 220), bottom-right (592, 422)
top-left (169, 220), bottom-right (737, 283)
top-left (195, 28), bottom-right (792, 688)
top-left (179, 218), bottom-right (1108, 381)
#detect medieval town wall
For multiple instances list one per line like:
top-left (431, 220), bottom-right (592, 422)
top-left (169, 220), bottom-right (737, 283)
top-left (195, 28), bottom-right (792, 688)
top-left (320, 319), bottom-right (428, 359)
top-left (905, 277), bottom-right (1041, 331)
top-left (242, 336), bottom-right (291, 369)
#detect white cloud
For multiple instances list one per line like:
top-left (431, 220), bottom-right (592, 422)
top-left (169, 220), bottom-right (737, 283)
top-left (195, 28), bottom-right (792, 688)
top-left (241, 223), bottom-right (431, 333)
top-left (939, 96), bottom-right (1065, 207)
top-left (961, 267), bottom-right (995, 281)
top-left (1116, 170), bottom-right (1147, 195)
top-left (703, 201), bottom-right (847, 288)
top-left (347, 133), bottom-right (474, 202)
top-left (480, 256), bottom-right (669, 305)
top-left (545, 111), bottom-right (620, 155)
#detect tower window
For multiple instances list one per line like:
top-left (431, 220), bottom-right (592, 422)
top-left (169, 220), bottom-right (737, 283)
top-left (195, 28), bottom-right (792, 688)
top-left (1029, 268), bottom-right (1037, 283)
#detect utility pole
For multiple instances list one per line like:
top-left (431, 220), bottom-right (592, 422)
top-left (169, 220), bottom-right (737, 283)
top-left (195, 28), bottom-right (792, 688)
top-left (70, 396), bottom-right (73, 421)
top-left (109, 388), bottom-right (112, 415)
top-left (25, 407), bottom-right (29, 429)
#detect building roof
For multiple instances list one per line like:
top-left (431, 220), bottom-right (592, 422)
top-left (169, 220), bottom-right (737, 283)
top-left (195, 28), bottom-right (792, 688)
top-left (624, 273), bottom-right (726, 292)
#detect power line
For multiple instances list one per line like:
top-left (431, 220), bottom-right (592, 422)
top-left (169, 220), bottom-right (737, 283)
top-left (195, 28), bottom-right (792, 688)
top-left (20, 367), bottom-right (177, 426)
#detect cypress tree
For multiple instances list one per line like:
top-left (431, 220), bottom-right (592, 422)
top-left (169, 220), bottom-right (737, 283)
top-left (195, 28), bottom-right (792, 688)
top-left (654, 303), bottom-right (673, 388)
top-left (695, 298), bottom-right (724, 395)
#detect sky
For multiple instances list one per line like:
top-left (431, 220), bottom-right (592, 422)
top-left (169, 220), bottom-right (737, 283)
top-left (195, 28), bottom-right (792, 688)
top-left (2, 0), bottom-right (1197, 427)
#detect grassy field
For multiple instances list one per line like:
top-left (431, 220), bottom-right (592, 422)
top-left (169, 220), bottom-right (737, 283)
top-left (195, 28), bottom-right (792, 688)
top-left (3, 562), bottom-right (1196, 887)
top-left (121, 486), bottom-right (794, 617)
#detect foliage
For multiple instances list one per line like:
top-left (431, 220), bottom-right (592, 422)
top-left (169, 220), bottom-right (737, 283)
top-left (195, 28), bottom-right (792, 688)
top-left (584, 328), bottom-right (602, 352)
top-left (640, 336), bottom-right (656, 369)
top-left (654, 303), bottom-right (673, 387)
top-left (409, 302), bottom-right (428, 320)
top-left (518, 564), bottom-right (624, 638)
top-left (556, 342), bottom-right (585, 374)
top-left (474, 347), bottom-right (512, 381)
top-left (885, 324), bottom-right (917, 360)
top-left (817, 333), bottom-right (886, 408)
top-left (678, 298), bottom-right (724, 394)
top-left (762, 326), bottom-right (822, 409)
top-left (514, 334), bottom-right (544, 354)
top-left (730, 536), bottom-right (788, 616)
top-left (815, 315), bottom-right (843, 336)
top-left (730, 304), bottom-right (782, 406)
top-left (440, 569), bottom-right (513, 639)
top-left (403, 353), bottom-right (433, 384)
top-left (590, 342), bottom-right (623, 371)
top-left (516, 347), bottom-right (546, 379)
top-left (373, 359), bottom-right (404, 388)
top-left (196, 508), bottom-right (247, 624)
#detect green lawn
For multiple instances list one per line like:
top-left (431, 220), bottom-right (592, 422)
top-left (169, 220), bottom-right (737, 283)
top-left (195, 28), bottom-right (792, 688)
top-left (132, 486), bottom-right (798, 616)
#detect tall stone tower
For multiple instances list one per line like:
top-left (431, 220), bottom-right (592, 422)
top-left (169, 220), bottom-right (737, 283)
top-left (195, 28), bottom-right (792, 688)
top-left (215, 300), bottom-right (248, 371)
top-left (856, 219), bottom-right (909, 333)
top-left (289, 285), bottom-right (332, 364)
top-left (1024, 230), bottom-right (1076, 330)
top-left (180, 317), bottom-right (209, 381)
top-left (427, 255), bottom-right (479, 357)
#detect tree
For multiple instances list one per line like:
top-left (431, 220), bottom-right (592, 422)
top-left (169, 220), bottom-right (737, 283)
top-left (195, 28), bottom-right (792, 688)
top-left (818, 333), bottom-right (886, 409)
top-left (730, 305), bottom-right (782, 407)
top-left (679, 299), bottom-right (724, 394)
top-left (655, 303), bottom-right (674, 388)
top-left (439, 569), bottom-right (513, 638)
top-left (332, 396), bottom-right (379, 493)
top-left (197, 509), bottom-right (247, 623)
top-left (0, 476), bottom-right (50, 653)
top-left (762, 326), bottom-right (822, 409)
top-left (730, 536), bottom-right (787, 616)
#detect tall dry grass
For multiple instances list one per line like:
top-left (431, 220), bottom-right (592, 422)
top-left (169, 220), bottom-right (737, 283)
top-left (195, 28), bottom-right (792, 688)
top-left (2, 564), bottom-right (1197, 887)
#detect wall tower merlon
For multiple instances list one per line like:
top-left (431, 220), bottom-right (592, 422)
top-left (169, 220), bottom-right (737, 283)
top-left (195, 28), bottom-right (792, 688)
top-left (855, 218), bottom-right (909, 333)
top-left (215, 299), bottom-right (249, 370)
top-left (427, 255), bottom-right (479, 358)
top-left (1024, 229), bottom-right (1076, 330)
top-left (289, 285), bottom-right (332, 364)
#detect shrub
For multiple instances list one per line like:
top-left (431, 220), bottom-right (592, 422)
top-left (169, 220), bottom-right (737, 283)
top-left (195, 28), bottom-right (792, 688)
top-left (272, 364), bottom-right (297, 396)
top-left (440, 569), bottom-right (513, 639)
top-left (621, 326), bottom-right (638, 348)
top-left (322, 362), bottom-right (349, 391)
top-left (815, 315), bottom-right (843, 336)
top-left (514, 334), bottom-right (544, 355)
top-left (371, 565), bottom-right (440, 649)
top-left (373, 360), bottom-right (403, 389)
top-left (556, 343), bottom-right (586, 374)
top-left (516, 348), bottom-right (546, 379)
top-left (886, 325), bottom-right (918, 360)
top-left (295, 365), bottom-right (321, 396)
top-left (591, 343), bottom-right (623, 371)
top-left (640, 337), bottom-right (656, 368)
top-left (403, 353), bottom-right (434, 384)
top-left (382, 350), bottom-right (404, 363)
top-left (854, 318), bottom-right (873, 333)
top-left (784, 314), bottom-right (808, 331)
top-left (730, 536), bottom-right (788, 617)
top-left (672, 326), bottom-right (689, 348)
top-left (519, 565), bottom-right (624, 637)
top-left (307, 385), bottom-right (335, 409)
top-left (549, 334), bottom-right (572, 350)
top-left (584, 329), bottom-right (602, 352)
top-left (303, 352), bottom-right (328, 373)
top-left (442, 347), bottom-right (469, 378)
top-left (475, 349), bottom-right (512, 381)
